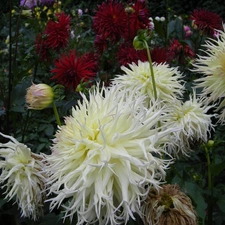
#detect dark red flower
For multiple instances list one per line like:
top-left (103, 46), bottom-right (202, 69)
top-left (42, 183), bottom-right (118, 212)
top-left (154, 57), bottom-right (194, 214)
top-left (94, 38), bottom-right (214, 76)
top-left (150, 47), bottom-right (168, 64)
top-left (51, 51), bottom-right (98, 90)
top-left (45, 12), bottom-right (71, 51)
top-left (92, 0), bottom-right (127, 43)
top-left (94, 34), bottom-right (109, 54)
top-left (35, 32), bottom-right (51, 62)
top-left (124, 1), bottom-right (151, 41)
top-left (167, 39), bottom-right (195, 64)
top-left (117, 42), bottom-right (148, 66)
top-left (190, 9), bottom-right (223, 36)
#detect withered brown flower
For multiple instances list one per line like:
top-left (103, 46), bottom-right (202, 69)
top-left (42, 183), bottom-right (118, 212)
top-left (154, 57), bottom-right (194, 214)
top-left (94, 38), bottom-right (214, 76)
top-left (141, 184), bottom-right (197, 225)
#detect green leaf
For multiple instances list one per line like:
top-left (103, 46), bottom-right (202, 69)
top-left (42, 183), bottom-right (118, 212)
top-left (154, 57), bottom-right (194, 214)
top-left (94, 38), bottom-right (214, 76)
top-left (217, 195), bottom-right (225, 213)
top-left (210, 161), bottom-right (225, 176)
top-left (153, 19), bottom-right (166, 38)
top-left (184, 181), bottom-right (207, 224)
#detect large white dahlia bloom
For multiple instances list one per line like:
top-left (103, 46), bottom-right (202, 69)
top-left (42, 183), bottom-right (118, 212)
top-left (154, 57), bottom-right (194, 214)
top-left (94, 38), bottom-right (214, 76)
top-left (44, 85), bottom-right (177, 224)
top-left (0, 132), bottom-right (46, 220)
top-left (192, 29), bottom-right (225, 123)
top-left (111, 61), bottom-right (184, 105)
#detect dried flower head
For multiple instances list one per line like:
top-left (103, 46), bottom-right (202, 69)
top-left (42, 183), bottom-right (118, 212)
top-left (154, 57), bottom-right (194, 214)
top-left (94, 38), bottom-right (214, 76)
top-left (26, 83), bottom-right (54, 110)
top-left (192, 30), bottom-right (225, 123)
top-left (43, 84), bottom-right (176, 224)
top-left (0, 133), bottom-right (46, 220)
top-left (141, 184), bottom-right (197, 225)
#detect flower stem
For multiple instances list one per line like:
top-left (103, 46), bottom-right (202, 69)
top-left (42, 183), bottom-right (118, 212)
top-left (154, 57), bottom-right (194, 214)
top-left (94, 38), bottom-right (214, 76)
top-left (144, 40), bottom-right (157, 100)
top-left (52, 101), bottom-right (61, 126)
top-left (204, 145), bottom-right (213, 225)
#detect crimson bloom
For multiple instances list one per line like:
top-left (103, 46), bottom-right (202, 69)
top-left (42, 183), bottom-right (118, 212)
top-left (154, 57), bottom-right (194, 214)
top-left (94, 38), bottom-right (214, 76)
top-left (167, 39), bottom-right (195, 64)
top-left (45, 12), bottom-right (71, 51)
top-left (190, 9), bottom-right (223, 36)
top-left (150, 47), bottom-right (168, 64)
top-left (117, 42), bottom-right (148, 66)
top-left (92, 0), bottom-right (127, 43)
top-left (35, 32), bottom-right (51, 62)
top-left (51, 51), bottom-right (98, 90)
top-left (124, 1), bottom-right (151, 41)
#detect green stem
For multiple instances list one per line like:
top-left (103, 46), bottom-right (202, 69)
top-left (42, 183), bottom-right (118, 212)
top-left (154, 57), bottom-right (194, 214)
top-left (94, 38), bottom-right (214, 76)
top-left (204, 145), bottom-right (213, 225)
top-left (52, 101), bottom-right (61, 126)
top-left (144, 40), bottom-right (157, 100)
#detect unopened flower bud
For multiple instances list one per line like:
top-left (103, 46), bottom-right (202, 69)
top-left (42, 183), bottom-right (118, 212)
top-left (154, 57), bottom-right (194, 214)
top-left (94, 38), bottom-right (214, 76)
top-left (125, 6), bottom-right (135, 15)
top-left (26, 83), bottom-right (54, 110)
top-left (207, 140), bottom-right (214, 148)
top-left (133, 36), bottom-right (145, 50)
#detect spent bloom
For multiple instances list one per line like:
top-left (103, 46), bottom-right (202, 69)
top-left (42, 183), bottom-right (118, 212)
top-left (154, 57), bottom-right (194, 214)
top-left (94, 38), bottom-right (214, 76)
top-left (51, 50), bottom-right (98, 91)
top-left (190, 9), bottom-right (223, 36)
top-left (167, 91), bottom-right (213, 156)
top-left (0, 133), bottom-right (46, 220)
top-left (192, 30), bottom-right (225, 123)
top-left (141, 184), bottom-right (197, 225)
top-left (43, 84), bottom-right (176, 224)
top-left (26, 83), bottom-right (54, 110)
top-left (112, 60), bottom-right (184, 105)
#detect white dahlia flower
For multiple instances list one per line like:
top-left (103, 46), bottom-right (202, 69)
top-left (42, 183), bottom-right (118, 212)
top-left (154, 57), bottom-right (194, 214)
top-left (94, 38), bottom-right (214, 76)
top-left (192, 29), bottom-right (225, 123)
top-left (44, 85), bottom-right (177, 224)
top-left (0, 133), bottom-right (46, 220)
top-left (167, 90), bottom-right (213, 156)
top-left (112, 61), bottom-right (184, 105)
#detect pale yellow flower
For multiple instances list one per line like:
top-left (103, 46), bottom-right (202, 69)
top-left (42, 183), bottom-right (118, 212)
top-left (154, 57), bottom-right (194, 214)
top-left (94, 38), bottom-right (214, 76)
top-left (112, 61), bottom-right (184, 105)
top-left (0, 133), bottom-right (46, 220)
top-left (44, 84), bottom-right (177, 224)
top-left (192, 29), bottom-right (225, 123)
top-left (166, 90), bottom-right (213, 156)
top-left (26, 83), bottom-right (54, 110)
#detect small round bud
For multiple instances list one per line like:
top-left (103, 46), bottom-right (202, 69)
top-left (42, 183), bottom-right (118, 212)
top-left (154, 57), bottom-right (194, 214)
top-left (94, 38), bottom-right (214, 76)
top-left (207, 140), bottom-right (214, 148)
top-left (26, 83), bottom-right (54, 110)
top-left (125, 6), bottom-right (135, 15)
top-left (133, 36), bottom-right (145, 50)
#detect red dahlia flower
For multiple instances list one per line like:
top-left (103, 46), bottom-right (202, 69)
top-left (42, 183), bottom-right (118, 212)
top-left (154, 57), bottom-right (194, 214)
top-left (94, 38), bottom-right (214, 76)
top-left (150, 47), bottom-right (168, 64)
top-left (190, 9), bottom-right (223, 37)
top-left (51, 51), bottom-right (98, 90)
top-left (35, 32), bottom-right (51, 62)
top-left (167, 39), bottom-right (195, 64)
top-left (117, 42), bottom-right (148, 66)
top-left (45, 12), bottom-right (71, 51)
top-left (125, 1), bottom-right (151, 41)
top-left (92, 0), bottom-right (127, 43)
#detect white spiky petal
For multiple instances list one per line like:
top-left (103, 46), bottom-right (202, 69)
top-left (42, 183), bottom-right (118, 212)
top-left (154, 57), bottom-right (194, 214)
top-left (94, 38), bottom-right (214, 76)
top-left (192, 29), bottom-right (225, 123)
top-left (166, 90), bottom-right (213, 156)
top-left (44, 85), bottom-right (177, 225)
top-left (112, 61), bottom-right (184, 105)
top-left (0, 133), bottom-right (46, 220)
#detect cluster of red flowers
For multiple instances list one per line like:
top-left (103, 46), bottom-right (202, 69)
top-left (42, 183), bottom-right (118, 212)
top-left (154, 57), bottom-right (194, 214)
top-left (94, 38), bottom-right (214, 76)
top-left (34, 0), bottom-right (223, 92)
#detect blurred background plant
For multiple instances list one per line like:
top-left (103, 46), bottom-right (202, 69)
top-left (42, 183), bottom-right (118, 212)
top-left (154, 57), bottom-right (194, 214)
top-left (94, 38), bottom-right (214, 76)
top-left (0, 0), bottom-right (225, 225)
